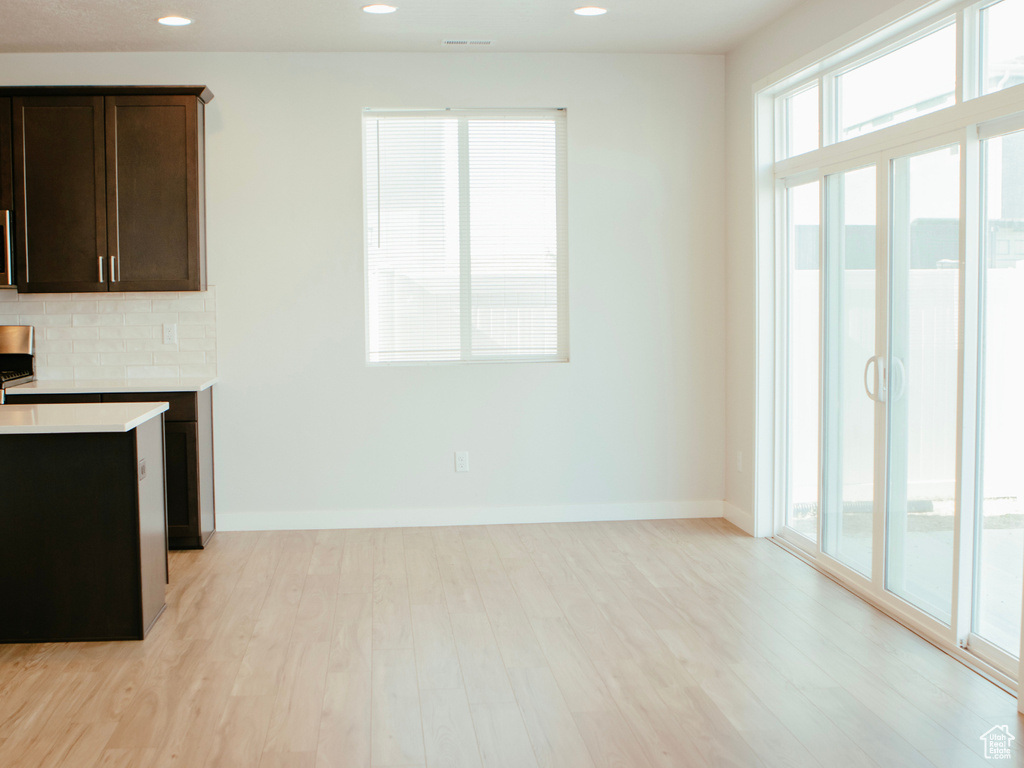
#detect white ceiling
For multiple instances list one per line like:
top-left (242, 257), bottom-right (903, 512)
top-left (0, 0), bottom-right (804, 55)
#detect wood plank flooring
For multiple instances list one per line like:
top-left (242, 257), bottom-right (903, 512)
top-left (1, 518), bottom-right (1022, 767)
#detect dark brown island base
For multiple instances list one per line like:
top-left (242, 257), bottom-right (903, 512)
top-left (0, 402), bottom-right (168, 642)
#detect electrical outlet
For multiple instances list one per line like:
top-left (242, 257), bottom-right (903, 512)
top-left (455, 451), bottom-right (470, 472)
top-left (737, 451), bottom-right (743, 473)
top-left (163, 323), bottom-right (178, 345)
top-left (138, 458), bottom-right (147, 481)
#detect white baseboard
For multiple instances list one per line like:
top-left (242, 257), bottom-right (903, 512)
top-left (722, 501), bottom-right (755, 536)
top-left (216, 500), bottom-right (725, 532)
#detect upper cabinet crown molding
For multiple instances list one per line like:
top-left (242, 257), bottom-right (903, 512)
top-left (0, 85), bottom-right (214, 104)
top-left (0, 85), bottom-right (212, 293)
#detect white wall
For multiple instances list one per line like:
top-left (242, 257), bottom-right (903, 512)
top-left (0, 52), bottom-right (726, 528)
top-left (723, 0), bottom-right (922, 534)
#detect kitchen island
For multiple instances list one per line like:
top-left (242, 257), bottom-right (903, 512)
top-left (6, 378), bottom-right (216, 550)
top-left (0, 402), bottom-right (169, 642)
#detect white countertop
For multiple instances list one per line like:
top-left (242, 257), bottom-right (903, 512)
top-left (8, 377), bottom-right (218, 395)
top-left (0, 402), bottom-right (169, 434)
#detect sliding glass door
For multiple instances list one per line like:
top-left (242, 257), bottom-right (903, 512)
top-left (971, 128), bottom-right (1024, 662)
top-left (821, 166), bottom-right (877, 578)
top-left (784, 180), bottom-right (821, 544)
top-left (777, 128), bottom-right (1024, 678)
top-left (767, 0), bottom-right (1024, 687)
top-left (886, 144), bottom-right (961, 626)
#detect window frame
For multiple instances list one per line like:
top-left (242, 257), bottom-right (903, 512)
top-left (361, 107), bottom-right (569, 366)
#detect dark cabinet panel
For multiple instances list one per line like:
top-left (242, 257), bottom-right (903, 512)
top-left (4, 393), bottom-right (103, 404)
top-left (164, 421), bottom-right (199, 538)
top-left (13, 97), bottom-right (107, 293)
top-left (0, 97), bottom-right (12, 288)
top-left (0, 97), bottom-right (11, 211)
top-left (101, 391), bottom-right (196, 421)
top-left (105, 96), bottom-right (205, 291)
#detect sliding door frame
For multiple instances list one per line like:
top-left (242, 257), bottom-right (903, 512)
top-left (754, 0), bottom-right (1024, 702)
top-left (769, 119), bottom-right (1023, 690)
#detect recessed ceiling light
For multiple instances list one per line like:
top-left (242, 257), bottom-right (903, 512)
top-left (157, 16), bottom-right (193, 26)
top-left (574, 6), bottom-right (607, 15)
top-left (363, 4), bottom-right (397, 13)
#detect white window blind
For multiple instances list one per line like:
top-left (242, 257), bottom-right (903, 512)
top-left (363, 108), bottom-right (568, 364)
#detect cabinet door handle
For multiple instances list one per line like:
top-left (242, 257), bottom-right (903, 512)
top-left (98, 256), bottom-right (105, 283)
top-left (110, 255), bottom-right (117, 283)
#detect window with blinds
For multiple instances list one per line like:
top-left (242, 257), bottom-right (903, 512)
top-left (363, 108), bottom-right (568, 364)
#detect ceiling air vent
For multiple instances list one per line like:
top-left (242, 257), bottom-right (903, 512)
top-left (442, 40), bottom-right (493, 46)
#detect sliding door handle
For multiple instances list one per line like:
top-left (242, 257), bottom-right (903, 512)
top-left (864, 355), bottom-right (886, 403)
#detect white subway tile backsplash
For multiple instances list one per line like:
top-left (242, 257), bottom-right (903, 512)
top-left (0, 288), bottom-right (216, 381)
top-left (177, 325), bottom-right (205, 339)
top-left (100, 352), bottom-right (154, 366)
top-left (45, 341), bottom-right (74, 355)
top-left (134, 292), bottom-right (180, 301)
top-left (125, 312), bottom-right (178, 326)
top-left (178, 364), bottom-right (218, 378)
top-left (74, 340), bottom-right (126, 353)
top-left (46, 301), bottom-right (98, 314)
top-left (119, 300), bottom-right (154, 313)
top-left (178, 311), bottom-right (216, 325)
top-left (46, 327), bottom-right (100, 340)
top-left (76, 365), bottom-right (132, 380)
top-left (95, 300), bottom-right (152, 314)
top-left (152, 299), bottom-right (206, 313)
top-left (126, 339), bottom-right (174, 353)
top-left (126, 365), bottom-right (181, 379)
top-left (154, 351), bottom-right (205, 365)
top-left (18, 314), bottom-right (73, 327)
top-left (47, 353), bottom-right (102, 367)
top-left (98, 326), bottom-right (156, 340)
top-left (37, 367), bottom-right (75, 381)
top-left (179, 338), bottom-right (216, 351)
top-left (73, 314), bottom-right (125, 327)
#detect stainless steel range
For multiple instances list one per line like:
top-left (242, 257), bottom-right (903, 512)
top-left (0, 326), bottom-right (35, 403)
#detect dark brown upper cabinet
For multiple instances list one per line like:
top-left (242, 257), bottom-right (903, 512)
top-left (0, 97), bottom-right (13, 287)
top-left (3, 86), bottom-right (212, 293)
top-left (12, 96), bottom-right (107, 293)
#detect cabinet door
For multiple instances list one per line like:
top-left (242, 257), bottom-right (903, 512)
top-left (13, 97), bottom-right (107, 293)
top-left (164, 420), bottom-right (200, 545)
top-left (0, 97), bottom-right (12, 287)
top-left (105, 96), bottom-right (204, 292)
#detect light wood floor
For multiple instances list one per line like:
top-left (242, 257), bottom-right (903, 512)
top-left (1, 518), bottom-right (1022, 768)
